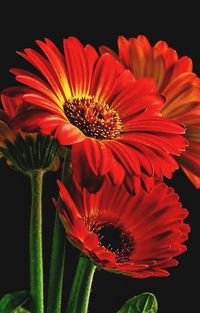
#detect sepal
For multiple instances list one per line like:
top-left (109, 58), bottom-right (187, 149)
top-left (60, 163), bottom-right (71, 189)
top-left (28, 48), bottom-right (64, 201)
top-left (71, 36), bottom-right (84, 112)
top-left (0, 133), bottom-right (59, 174)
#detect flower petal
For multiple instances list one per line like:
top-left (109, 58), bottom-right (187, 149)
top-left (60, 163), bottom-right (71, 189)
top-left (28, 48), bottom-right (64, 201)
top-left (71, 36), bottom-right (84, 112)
top-left (91, 54), bottom-right (118, 102)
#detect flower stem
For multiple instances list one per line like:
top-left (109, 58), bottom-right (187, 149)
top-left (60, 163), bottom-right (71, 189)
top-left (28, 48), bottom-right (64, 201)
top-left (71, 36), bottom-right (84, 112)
top-left (66, 255), bottom-right (87, 313)
top-left (29, 170), bottom-right (44, 313)
top-left (47, 149), bottom-right (71, 313)
top-left (66, 255), bottom-right (96, 313)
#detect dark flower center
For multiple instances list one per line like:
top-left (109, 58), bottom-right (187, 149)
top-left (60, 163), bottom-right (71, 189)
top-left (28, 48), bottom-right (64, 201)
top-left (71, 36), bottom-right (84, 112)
top-left (96, 223), bottom-right (134, 262)
top-left (63, 96), bottom-right (122, 140)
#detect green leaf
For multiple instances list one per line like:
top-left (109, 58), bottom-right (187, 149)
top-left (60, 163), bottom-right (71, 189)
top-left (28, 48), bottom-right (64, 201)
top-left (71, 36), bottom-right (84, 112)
top-left (117, 292), bottom-right (158, 313)
top-left (0, 290), bottom-right (29, 313)
top-left (13, 308), bottom-right (30, 313)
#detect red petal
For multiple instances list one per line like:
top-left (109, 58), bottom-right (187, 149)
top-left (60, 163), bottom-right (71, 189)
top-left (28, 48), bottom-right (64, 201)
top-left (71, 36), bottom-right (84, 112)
top-left (91, 54), bottom-right (118, 102)
top-left (84, 233), bottom-right (99, 250)
top-left (64, 37), bottom-right (90, 97)
top-left (12, 109), bottom-right (65, 133)
top-left (54, 122), bottom-right (86, 145)
top-left (83, 138), bottom-right (112, 176)
top-left (124, 174), bottom-right (141, 195)
top-left (181, 165), bottom-right (200, 188)
top-left (18, 49), bottom-right (65, 102)
top-left (11, 68), bottom-right (60, 105)
top-left (99, 45), bottom-right (119, 60)
top-left (107, 140), bottom-right (141, 175)
top-left (106, 69), bottom-right (136, 104)
top-left (107, 158), bottom-right (125, 185)
top-left (171, 56), bottom-right (193, 79)
top-left (85, 44), bottom-right (98, 74)
top-left (71, 142), bottom-right (104, 192)
top-left (57, 180), bottom-right (81, 220)
top-left (1, 86), bottom-right (31, 118)
top-left (118, 36), bottom-right (130, 67)
top-left (22, 93), bottom-right (65, 117)
top-left (36, 39), bottom-right (71, 98)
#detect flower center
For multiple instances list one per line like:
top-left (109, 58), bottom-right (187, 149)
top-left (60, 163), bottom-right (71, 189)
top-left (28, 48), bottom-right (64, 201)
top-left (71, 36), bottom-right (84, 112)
top-left (63, 96), bottom-right (122, 140)
top-left (95, 222), bottom-right (134, 262)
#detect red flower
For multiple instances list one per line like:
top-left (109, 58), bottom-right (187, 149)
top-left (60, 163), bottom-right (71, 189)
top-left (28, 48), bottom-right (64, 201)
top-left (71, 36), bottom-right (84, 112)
top-left (11, 37), bottom-right (187, 192)
top-left (100, 35), bottom-right (200, 187)
top-left (0, 87), bottom-right (60, 171)
top-left (54, 180), bottom-right (189, 278)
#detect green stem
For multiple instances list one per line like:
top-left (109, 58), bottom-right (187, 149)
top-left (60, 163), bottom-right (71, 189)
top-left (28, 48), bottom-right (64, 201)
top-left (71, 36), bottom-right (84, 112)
top-left (46, 214), bottom-right (65, 313)
top-left (66, 255), bottom-right (87, 313)
top-left (29, 170), bottom-right (44, 313)
top-left (66, 255), bottom-right (96, 313)
top-left (47, 149), bottom-right (71, 313)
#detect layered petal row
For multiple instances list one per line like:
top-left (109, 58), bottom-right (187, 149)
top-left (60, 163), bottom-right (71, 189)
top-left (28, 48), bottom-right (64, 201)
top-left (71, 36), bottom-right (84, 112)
top-left (54, 180), bottom-right (189, 278)
top-left (10, 37), bottom-right (188, 192)
top-left (100, 35), bottom-right (200, 187)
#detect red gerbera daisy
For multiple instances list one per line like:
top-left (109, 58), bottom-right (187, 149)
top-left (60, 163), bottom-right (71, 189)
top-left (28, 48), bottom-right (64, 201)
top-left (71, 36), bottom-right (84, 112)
top-left (100, 35), bottom-right (200, 187)
top-left (11, 37), bottom-right (187, 192)
top-left (54, 179), bottom-right (189, 278)
top-left (0, 87), bottom-right (59, 172)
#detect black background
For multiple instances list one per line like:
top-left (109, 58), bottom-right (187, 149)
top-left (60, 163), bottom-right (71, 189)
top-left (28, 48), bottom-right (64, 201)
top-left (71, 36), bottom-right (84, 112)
top-left (0, 3), bottom-right (199, 313)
